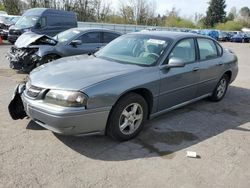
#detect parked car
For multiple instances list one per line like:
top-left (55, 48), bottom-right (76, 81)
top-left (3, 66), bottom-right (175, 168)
top-left (8, 8), bottom-right (77, 44)
top-left (230, 33), bottom-right (250, 43)
top-left (218, 32), bottom-right (231, 42)
top-left (200, 29), bottom-right (219, 40)
top-left (9, 31), bottom-right (238, 141)
top-left (7, 28), bottom-right (121, 72)
top-left (0, 15), bottom-right (20, 40)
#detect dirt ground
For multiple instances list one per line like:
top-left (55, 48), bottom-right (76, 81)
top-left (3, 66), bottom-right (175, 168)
top-left (0, 42), bottom-right (250, 188)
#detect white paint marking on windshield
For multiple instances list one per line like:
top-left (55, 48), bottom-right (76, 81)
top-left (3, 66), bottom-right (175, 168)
top-left (147, 39), bottom-right (165, 45)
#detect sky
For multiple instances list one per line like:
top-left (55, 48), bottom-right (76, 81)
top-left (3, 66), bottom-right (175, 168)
top-left (110, 0), bottom-right (250, 18)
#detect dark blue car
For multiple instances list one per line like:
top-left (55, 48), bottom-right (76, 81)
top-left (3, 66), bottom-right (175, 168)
top-left (230, 33), bottom-right (250, 43)
top-left (8, 8), bottom-right (77, 44)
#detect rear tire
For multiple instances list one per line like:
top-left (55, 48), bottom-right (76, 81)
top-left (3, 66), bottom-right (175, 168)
top-left (209, 74), bottom-right (229, 102)
top-left (107, 93), bottom-right (148, 141)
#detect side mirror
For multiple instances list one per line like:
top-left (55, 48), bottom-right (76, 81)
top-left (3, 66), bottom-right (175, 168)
top-left (70, 40), bottom-right (82, 47)
top-left (161, 57), bottom-right (185, 70)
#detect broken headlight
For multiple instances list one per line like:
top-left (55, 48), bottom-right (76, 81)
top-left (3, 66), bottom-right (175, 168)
top-left (44, 90), bottom-right (88, 107)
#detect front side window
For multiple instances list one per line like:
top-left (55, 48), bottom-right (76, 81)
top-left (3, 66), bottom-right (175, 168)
top-left (54, 29), bottom-right (80, 42)
top-left (95, 34), bottom-right (170, 66)
top-left (197, 38), bottom-right (218, 61)
top-left (37, 17), bottom-right (46, 28)
top-left (80, 32), bottom-right (101, 43)
top-left (169, 38), bottom-right (196, 64)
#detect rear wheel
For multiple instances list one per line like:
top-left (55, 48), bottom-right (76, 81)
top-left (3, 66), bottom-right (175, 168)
top-left (209, 74), bottom-right (229, 102)
top-left (107, 93), bottom-right (148, 141)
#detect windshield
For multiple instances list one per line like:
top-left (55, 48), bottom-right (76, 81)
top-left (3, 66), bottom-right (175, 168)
top-left (95, 34), bottom-right (170, 66)
top-left (54, 29), bottom-right (81, 42)
top-left (15, 16), bottom-right (39, 28)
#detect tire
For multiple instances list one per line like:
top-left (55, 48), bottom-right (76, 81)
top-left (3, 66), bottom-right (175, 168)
top-left (209, 74), bottom-right (229, 102)
top-left (107, 93), bottom-right (148, 141)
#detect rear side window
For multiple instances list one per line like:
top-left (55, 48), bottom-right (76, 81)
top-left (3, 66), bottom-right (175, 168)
top-left (103, 32), bottom-right (120, 43)
top-left (197, 38), bottom-right (218, 60)
top-left (80, 32), bottom-right (101, 43)
top-left (216, 43), bottom-right (223, 56)
top-left (169, 38), bottom-right (196, 64)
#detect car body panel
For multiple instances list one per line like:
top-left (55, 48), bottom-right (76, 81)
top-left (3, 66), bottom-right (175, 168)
top-left (10, 32), bottom-right (238, 136)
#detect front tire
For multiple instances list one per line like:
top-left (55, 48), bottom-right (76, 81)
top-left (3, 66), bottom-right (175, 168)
top-left (209, 74), bottom-right (229, 102)
top-left (107, 93), bottom-right (148, 141)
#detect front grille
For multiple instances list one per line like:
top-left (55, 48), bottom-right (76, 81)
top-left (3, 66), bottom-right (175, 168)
top-left (26, 85), bottom-right (42, 98)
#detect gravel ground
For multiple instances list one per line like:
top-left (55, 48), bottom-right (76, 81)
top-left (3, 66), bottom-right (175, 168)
top-left (0, 42), bottom-right (250, 188)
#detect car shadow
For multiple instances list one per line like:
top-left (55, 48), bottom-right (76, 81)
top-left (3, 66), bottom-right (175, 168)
top-left (27, 85), bottom-right (250, 161)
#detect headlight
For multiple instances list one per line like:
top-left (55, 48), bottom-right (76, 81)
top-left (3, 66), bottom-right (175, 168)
top-left (44, 90), bottom-right (87, 107)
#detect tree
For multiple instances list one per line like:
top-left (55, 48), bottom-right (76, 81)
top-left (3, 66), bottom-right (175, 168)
top-left (204, 0), bottom-right (226, 27)
top-left (239, 7), bottom-right (250, 17)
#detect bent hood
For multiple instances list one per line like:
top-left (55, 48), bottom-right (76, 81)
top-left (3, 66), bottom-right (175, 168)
top-left (29, 55), bottom-right (144, 90)
top-left (15, 32), bottom-right (57, 48)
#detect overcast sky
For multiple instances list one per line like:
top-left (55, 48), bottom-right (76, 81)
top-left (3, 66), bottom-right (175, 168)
top-left (110, 0), bottom-right (250, 18)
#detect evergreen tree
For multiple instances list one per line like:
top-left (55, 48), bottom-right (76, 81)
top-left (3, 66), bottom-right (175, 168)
top-left (204, 0), bottom-right (226, 27)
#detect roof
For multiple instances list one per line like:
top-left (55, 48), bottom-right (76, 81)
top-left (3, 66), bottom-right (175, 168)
top-left (70, 27), bottom-right (122, 34)
top-left (131, 31), bottom-right (204, 40)
top-left (23, 8), bottom-right (75, 16)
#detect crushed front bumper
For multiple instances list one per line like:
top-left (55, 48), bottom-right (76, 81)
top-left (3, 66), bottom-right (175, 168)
top-left (21, 93), bottom-right (111, 136)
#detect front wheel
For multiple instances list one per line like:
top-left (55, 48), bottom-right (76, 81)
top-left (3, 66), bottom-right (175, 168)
top-left (107, 93), bottom-right (148, 141)
top-left (209, 74), bottom-right (229, 102)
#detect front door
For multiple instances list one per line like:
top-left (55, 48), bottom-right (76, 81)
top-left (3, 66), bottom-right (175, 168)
top-left (158, 38), bottom-right (200, 111)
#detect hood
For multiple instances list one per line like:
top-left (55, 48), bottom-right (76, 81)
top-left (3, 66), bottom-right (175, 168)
top-left (29, 55), bottom-right (144, 90)
top-left (15, 32), bottom-right (57, 48)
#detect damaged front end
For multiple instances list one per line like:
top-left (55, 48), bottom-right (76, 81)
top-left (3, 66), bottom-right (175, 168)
top-left (6, 32), bottom-right (57, 73)
top-left (7, 47), bottom-right (41, 72)
top-left (8, 83), bottom-right (27, 120)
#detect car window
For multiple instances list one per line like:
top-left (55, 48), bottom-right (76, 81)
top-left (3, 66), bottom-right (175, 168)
top-left (80, 32), bottom-right (101, 43)
top-left (37, 17), bottom-right (46, 28)
top-left (197, 38), bottom-right (218, 60)
top-left (169, 38), bottom-right (196, 64)
top-left (95, 34), bottom-right (170, 66)
top-left (103, 32), bottom-right (120, 43)
top-left (216, 43), bottom-right (223, 56)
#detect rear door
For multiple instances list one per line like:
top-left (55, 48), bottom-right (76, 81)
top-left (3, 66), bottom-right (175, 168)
top-left (195, 38), bottom-right (225, 96)
top-left (158, 38), bottom-right (200, 111)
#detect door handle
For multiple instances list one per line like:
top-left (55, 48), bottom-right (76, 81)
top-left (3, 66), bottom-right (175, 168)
top-left (192, 67), bottom-right (200, 71)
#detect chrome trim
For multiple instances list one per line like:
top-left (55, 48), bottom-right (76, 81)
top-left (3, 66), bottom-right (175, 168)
top-left (150, 93), bottom-right (212, 119)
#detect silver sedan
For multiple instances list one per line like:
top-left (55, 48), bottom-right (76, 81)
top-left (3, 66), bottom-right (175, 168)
top-left (9, 31), bottom-right (238, 141)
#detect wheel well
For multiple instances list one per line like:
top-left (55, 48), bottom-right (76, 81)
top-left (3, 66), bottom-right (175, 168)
top-left (119, 89), bottom-right (153, 119)
top-left (224, 71), bottom-right (232, 82)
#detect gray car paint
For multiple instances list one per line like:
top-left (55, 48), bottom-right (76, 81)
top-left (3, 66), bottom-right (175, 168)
top-left (22, 31), bottom-right (238, 135)
top-left (34, 28), bottom-right (121, 58)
